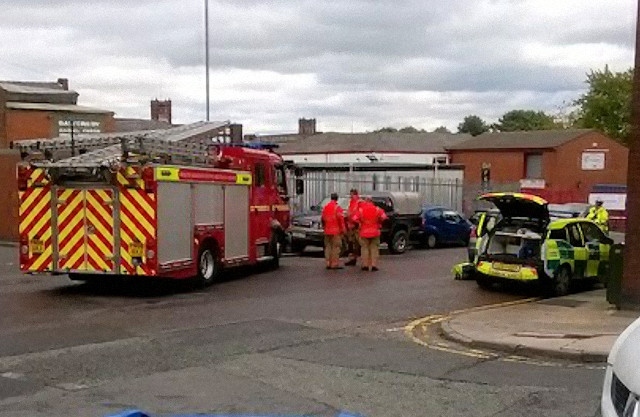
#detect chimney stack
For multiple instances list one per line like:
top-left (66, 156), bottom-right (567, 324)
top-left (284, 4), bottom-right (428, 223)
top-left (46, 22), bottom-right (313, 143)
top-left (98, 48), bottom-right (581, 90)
top-left (151, 99), bottom-right (172, 124)
top-left (57, 78), bottom-right (69, 90)
top-left (298, 118), bottom-right (316, 135)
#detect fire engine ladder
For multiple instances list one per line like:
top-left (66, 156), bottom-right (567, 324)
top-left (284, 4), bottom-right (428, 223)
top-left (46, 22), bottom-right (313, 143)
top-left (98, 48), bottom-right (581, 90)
top-left (17, 121), bottom-right (233, 182)
top-left (12, 121), bottom-right (232, 164)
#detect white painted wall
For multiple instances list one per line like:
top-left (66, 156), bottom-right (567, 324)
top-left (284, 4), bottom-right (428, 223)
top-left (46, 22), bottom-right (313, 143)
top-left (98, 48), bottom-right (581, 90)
top-left (283, 152), bottom-right (449, 164)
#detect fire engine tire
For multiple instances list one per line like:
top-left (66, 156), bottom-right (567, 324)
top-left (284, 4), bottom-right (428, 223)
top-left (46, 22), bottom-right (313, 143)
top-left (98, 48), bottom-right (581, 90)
top-left (267, 234), bottom-right (281, 269)
top-left (389, 230), bottom-right (408, 254)
top-left (196, 245), bottom-right (221, 287)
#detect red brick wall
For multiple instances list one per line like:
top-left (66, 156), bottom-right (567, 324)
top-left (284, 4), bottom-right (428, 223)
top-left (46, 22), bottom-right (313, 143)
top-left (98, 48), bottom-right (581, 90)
top-left (3, 110), bottom-right (53, 147)
top-left (450, 131), bottom-right (628, 203)
top-left (449, 150), bottom-right (526, 184)
top-left (550, 131), bottom-right (628, 200)
top-left (2, 110), bottom-right (116, 148)
top-left (0, 150), bottom-right (20, 241)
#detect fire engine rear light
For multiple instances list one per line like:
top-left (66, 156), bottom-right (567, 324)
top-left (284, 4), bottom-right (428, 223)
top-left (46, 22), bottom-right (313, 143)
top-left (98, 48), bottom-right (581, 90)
top-left (141, 166), bottom-right (156, 193)
top-left (470, 226), bottom-right (477, 238)
top-left (147, 249), bottom-right (155, 259)
top-left (17, 164), bottom-right (31, 191)
top-left (20, 245), bottom-right (28, 255)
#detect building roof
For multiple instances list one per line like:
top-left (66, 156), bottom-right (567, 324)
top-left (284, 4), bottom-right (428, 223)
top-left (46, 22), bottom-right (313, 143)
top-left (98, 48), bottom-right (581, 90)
top-left (276, 132), bottom-right (472, 154)
top-left (6, 102), bottom-right (112, 114)
top-left (0, 81), bottom-right (69, 94)
top-left (0, 81), bottom-right (78, 105)
top-left (114, 118), bottom-right (173, 132)
top-left (445, 129), bottom-right (598, 151)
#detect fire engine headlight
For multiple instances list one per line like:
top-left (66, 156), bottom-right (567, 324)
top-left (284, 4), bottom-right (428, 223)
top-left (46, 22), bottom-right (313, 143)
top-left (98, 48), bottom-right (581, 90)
top-left (147, 249), bottom-right (155, 259)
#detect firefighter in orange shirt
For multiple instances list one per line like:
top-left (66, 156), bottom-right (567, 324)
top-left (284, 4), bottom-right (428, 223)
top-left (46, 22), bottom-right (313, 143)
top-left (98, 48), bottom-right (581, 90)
top-left (356, 197), bottom-right (387, 271)
top-left (321, 193), bottom-right (346, 269)
top-left (345, 188), bottom-right (362, 266)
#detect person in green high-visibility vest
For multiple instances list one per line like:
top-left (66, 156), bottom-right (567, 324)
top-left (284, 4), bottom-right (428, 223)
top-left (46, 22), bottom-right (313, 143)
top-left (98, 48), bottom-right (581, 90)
top-left (586, 199), bottom-right (609, 234)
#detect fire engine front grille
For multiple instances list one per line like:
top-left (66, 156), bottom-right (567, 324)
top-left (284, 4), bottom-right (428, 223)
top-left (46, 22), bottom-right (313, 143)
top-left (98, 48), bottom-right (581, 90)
top-left (612, 372), bottom-right (631, 417)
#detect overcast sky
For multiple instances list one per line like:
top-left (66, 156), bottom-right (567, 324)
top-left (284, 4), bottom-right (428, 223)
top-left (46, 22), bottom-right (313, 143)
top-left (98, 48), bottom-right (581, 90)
top-left (1, 0), bottom-right (636, 134)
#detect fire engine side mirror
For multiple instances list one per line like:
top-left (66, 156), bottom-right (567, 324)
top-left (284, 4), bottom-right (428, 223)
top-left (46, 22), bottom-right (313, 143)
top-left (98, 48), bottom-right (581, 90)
top-left (295, 179), bottom-right (304, 195)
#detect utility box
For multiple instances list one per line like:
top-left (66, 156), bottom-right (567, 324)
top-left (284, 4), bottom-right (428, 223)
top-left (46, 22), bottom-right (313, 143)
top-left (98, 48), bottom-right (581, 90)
top-left (607, 243), bottom-right (624, 308)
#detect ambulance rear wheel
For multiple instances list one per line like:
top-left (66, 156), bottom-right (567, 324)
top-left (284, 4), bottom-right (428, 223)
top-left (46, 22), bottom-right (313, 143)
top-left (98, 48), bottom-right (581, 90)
top-left (196, 245), bottom-right (221, 287)
top-left (548, 266), bottom-right (571, 297)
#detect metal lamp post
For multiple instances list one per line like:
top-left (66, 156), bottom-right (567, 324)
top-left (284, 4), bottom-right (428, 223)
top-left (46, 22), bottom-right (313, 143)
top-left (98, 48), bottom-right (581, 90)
top-left (205, 0), bottom-right (210, 121)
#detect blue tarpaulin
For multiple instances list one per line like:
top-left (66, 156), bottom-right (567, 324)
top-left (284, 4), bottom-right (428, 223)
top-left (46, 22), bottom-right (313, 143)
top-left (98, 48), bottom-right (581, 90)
top-left (106, 411), bottom-right (364, 417)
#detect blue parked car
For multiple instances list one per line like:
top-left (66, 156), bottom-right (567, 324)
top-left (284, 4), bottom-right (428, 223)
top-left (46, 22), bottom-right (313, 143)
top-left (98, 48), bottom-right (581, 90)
top-left (419, 206), bottom-right (472, 249)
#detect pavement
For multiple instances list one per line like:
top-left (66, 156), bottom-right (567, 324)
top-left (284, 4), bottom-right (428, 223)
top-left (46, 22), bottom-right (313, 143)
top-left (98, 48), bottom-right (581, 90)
top-left (439, 289), bottom-right (640, 362)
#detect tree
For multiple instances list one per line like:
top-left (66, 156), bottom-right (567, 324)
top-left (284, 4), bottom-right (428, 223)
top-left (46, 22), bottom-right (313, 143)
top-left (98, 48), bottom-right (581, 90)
top-left (432, 126), bottom-right (451, 134)
top-left (574, 66), bottom-right (633, 144)
top-left (374, 127), bottom-right (398, 133)
top-left (457, 115), bottom-right (489, 136)
top-left (494, 109), bottom-right (559, 132)
top-left (398, 126), bottom-right (426, 133)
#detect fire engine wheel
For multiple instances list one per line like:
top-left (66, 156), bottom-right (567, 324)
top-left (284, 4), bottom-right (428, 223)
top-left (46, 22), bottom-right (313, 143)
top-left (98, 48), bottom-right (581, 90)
top-left (197, 246), bottom-right (221, 287)
top-left (267, 235), bottom-right (281, 269)
top-left (389, 230), bottom-right (408, 254)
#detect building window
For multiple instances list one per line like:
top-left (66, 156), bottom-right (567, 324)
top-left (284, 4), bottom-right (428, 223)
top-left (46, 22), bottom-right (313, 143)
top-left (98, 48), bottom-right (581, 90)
top-left (525, 153), bottom-right (543, 179)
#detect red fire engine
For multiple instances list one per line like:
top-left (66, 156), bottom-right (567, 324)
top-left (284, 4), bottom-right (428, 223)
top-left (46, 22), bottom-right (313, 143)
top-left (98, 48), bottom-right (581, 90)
top-left (14, 122), bottom-right (292, 286)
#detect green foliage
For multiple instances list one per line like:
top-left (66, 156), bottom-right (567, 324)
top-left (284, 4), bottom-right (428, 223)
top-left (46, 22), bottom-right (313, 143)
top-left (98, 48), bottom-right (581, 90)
top-left (374, 127), bottom-right (398, 133)
top-left (574, 66), bottom-right (633, 144)
top-left (373, 126), bottom-right (426, 133)
top-left (494, 109), bottom-right (559, 132)
top-left (457, 115), bottom-right (489, 136)
top-left (432, 126), bottom-right (452, 134)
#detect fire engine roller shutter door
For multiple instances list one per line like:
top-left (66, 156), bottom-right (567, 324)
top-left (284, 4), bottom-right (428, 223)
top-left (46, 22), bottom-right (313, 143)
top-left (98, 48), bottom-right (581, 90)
top-left (194, 184), bottom-right (224, 225)
top-left (224, 185), bottom-right (249, 259)
top-left (157, 182), bottom-right (192, 263)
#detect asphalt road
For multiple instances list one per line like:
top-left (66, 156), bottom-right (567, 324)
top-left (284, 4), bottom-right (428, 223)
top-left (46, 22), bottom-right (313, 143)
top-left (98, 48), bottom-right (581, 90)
top-left (0, 245), bottom-right (605, 417)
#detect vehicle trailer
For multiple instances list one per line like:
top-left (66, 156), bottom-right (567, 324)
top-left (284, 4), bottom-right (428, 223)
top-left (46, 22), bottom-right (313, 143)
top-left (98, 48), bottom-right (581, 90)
top-left (15, 122), bottom-right (292, 286)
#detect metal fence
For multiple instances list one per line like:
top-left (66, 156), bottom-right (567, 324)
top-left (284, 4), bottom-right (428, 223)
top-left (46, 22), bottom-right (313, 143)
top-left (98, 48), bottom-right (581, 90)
top-left (288, 170), bottom-right (464, 214)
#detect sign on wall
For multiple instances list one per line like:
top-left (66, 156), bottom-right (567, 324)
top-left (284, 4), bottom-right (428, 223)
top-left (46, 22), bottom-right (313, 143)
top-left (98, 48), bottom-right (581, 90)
top-left (57, 119), bottom-right (102, 137)
top-left (588, 193), bottom-right (626, 211)
top-left (581, 152), bottom-right (605, 170)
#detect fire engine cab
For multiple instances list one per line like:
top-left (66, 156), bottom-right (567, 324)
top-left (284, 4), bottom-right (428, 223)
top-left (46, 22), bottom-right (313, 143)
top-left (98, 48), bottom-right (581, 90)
top-left (13, 122), bottom-right (293, 286)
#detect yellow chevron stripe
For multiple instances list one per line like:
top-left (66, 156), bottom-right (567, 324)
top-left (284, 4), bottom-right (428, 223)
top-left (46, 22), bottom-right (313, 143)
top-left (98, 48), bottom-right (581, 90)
top-left (120, 199), bottom-right (154, 237)
top-left (29, 223), bottom-right (53, 272)
top-left (86, 244), bottom-right (109, 271)
top-left (25, 210), bottom-right (52, 242)
top-left (20, 186), bottom-right (50, 216)
top-left (19, 189), bottom-right (51, 233)
top-left (85, 191), bottom-right (113, 223)
top-left (119, 229), bottom-right (139, 275)
top-left (58, 226), bottom-right (85, 263)
top-left (128, 189), bottom-right (154, 219)
top-left (30, 247), bottom-right (53, 271)
top-left (58, 208), bottom-right (84, 244)
top-left (121, 213), bottom-right (149, 244)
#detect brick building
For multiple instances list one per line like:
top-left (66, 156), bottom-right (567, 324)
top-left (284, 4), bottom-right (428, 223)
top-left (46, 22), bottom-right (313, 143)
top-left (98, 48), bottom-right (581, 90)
top-left (0, 78), bottom-right (114, 148)
top-left (446, 129), bottom-right (629, 207)
top-left (0, 78), bottom-right (114, 241)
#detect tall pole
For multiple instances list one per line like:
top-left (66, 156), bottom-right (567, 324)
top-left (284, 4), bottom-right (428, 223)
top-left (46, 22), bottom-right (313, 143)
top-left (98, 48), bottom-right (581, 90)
top-left (621, 0), bottom-right (640, 308)
top-left (205, 0), bottom-right (210, 121)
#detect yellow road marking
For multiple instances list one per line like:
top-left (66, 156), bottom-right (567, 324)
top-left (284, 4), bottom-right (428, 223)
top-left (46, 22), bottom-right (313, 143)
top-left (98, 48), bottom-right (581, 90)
top-left (404, 298), bottom-right (605, 369)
